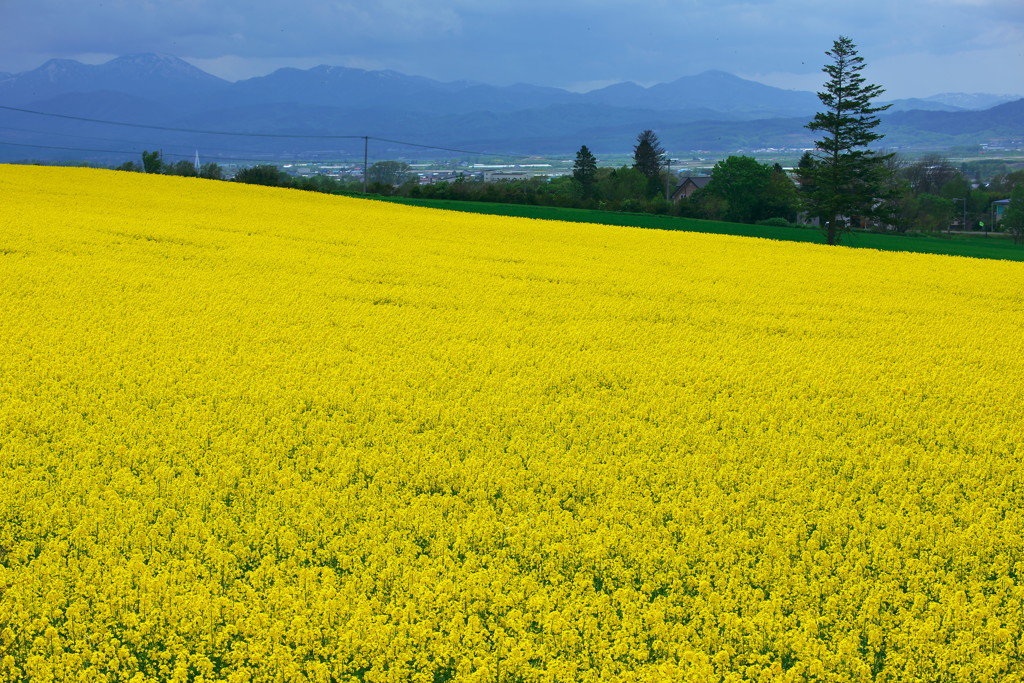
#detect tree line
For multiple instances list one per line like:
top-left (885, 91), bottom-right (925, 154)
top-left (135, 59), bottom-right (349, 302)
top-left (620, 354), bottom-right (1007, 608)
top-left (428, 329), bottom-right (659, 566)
top-left (126, 144), bottom-right (1022, 243)
top-left (112, 37), bottom-right (1024, 244)
top-left (115, 150), bottom-right (226, 180)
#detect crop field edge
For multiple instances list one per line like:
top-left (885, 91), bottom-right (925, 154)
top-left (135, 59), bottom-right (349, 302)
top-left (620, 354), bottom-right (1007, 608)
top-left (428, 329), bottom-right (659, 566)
top-left (374, 195), bottom-right (1024, 263)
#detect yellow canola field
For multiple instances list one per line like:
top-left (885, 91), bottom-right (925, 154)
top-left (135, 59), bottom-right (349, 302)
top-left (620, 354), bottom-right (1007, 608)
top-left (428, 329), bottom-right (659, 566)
top-left (1, 165), bottom-right (1023, 682)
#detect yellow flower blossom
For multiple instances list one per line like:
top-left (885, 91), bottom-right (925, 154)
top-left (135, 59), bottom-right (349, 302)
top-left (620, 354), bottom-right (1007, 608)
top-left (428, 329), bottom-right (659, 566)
top-left (0, 164), bottom-right (1023, 681)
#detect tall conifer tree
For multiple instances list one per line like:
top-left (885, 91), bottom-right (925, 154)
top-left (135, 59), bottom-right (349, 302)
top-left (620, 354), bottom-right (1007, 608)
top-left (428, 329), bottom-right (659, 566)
top-left (802, 36), bottom-right (893, 244)
top-left (573, 145), bottom-right (599, 198)
top-left (633, 130), bottom-right (667, 197)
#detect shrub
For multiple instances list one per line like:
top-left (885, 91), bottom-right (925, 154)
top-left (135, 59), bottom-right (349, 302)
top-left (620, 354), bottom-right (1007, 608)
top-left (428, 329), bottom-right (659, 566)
top-left (756, 217), bottom-right (791, 228)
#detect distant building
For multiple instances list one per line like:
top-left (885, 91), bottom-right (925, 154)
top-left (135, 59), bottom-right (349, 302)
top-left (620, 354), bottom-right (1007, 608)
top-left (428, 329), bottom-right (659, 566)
top-left (993, 198), bottom-right (1011, 223)
top-left (671, 176), bottom-right (711, 201)
top-left (417, 172), bottom-right (462, 184)
top-left (483, 169), bottom-right (535, 182)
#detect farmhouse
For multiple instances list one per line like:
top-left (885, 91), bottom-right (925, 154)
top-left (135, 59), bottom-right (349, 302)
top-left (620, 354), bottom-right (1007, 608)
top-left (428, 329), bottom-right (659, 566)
top-left (671, 175), bottom-right (711, 201)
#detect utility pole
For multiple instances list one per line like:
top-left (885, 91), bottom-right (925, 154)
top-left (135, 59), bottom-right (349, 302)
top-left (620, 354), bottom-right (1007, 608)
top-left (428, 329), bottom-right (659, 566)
top-left (363, 136), bottom-right (368, 193)
top-left (953, 198), bottom-right (966, 233)
top-left (665, 157), bottom-right (671, 200)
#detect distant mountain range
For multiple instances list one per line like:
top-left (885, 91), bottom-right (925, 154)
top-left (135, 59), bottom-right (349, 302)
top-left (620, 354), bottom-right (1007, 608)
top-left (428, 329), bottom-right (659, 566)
top-left (1, 54), bottom-right (1021, 163)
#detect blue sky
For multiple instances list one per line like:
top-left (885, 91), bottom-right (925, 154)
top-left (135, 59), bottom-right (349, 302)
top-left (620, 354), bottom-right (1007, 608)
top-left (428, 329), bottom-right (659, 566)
top-left (2, 0), bottom-right (1022, 98)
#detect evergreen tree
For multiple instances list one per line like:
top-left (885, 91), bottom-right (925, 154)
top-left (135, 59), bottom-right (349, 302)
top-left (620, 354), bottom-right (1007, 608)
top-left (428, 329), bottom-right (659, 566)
top-left (573, 145), bottom-right (599, 199)
top-left (632, 130), bottom-right (666, 197)
top-left (803, 36), bottom-right (893, 244)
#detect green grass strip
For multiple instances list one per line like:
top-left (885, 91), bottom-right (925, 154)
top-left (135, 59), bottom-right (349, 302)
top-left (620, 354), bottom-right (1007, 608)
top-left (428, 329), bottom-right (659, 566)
top-left (378, 196), bottom-right (1024, 262)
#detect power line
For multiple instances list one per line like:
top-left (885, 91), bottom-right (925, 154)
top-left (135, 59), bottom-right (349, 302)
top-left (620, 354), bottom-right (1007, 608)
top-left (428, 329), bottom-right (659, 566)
top-left (370, 135), bottom-right (522, 158)
top-left (0, 104), bottom-right (362, 140)
top-left (0, 125), bottom-right (286, 157)
top-left (0, 140), bottom-right (299, 165)
top-left (0, 104), bottom-right (539, 160)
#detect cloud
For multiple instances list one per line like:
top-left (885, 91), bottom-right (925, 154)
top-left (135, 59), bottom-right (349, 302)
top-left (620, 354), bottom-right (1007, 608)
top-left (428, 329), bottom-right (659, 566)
top-left (1, 1), bottom-right (462, 59)
top-left (1, 0), bottom-right (1021, 97)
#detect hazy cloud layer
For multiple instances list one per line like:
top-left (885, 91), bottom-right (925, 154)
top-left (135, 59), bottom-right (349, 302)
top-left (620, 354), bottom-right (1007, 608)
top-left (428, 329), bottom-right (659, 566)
top-left (2, 0), bottom-right (1022, 97)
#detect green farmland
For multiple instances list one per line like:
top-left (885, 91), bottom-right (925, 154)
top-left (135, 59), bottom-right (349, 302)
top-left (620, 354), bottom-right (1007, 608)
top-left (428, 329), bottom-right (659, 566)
top-left (379, 197), bottom-right (1024, 262)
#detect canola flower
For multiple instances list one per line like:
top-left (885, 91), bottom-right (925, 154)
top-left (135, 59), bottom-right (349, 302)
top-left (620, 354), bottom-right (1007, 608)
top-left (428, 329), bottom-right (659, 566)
top-left (0, 164), bottom-right (1023, 682)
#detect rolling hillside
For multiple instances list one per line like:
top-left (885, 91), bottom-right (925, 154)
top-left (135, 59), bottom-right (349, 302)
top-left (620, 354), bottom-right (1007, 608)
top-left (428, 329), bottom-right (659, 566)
top-left (1, 166), bottom-right (1023, 680)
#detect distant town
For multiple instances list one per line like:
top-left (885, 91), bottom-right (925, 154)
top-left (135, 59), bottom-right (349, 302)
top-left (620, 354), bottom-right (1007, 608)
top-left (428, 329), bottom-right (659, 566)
top-left (273, 149), bottom-right (821, 186)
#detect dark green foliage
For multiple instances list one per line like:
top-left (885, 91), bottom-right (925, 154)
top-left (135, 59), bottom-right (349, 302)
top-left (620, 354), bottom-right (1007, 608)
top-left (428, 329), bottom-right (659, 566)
top-left (114, 156), bottom-right (221, 180)
top-left (199, 163), bottom-right (224, 181)
top-left (880, 181), bottom-right (915, 234)
top-left (700, 156), bottom-right (798, 224)
top-left (803, 36), bottom-right (894, 244)
top-left (396, 168), bottom-right (680, 215)
top-left (600, 166), bottom-right (649, 205)
top-left (756, 217), bottom-right (791, 228)
top-left (291, 174), bottom-right (362, 194)
top-left (367, 161), bottom-right (412, 186)
top-left (764, 163), bottom-right (800, 223)
top-left (913, 194), bottom-right (956, 233)
top-left (141, 150), bottom-right (163, 174)
top-left (167, 160), bottom-right (198, 177)
top-left (1004, 184), bottom-right (1024, 244)
top-left (702, 156), bottom-right (771, 223)
top-left (380, 196), bottom-right (1024, 261)
top-left (632, 130), bottom-right (667, 197)
top-left (795, 151), bottom-right (818, 196)
top-left (233, 164), bottom-right (289, 187)
top-left (880, 154), bottom-right (1016, 234)
top-left (572, 145), bottom-right (598, 199)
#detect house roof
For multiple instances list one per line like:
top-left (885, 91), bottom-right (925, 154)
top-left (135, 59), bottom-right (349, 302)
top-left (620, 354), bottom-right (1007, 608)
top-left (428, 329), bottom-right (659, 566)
top-left (675, 176), bottom-right (712, 189)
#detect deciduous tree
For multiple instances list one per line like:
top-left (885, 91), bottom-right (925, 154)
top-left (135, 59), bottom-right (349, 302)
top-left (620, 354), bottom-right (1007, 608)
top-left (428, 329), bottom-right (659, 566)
top-left (763, 163), bottom-right (800, 224)
top-left (367, 161), bottom-right (412, 186)
top-left (703, 156), bottom-right (798, 224)
top-left (703, 156), bottom-right (771, 224)
top-left (141, 150), bottom-right (163, 174)
top-left (599, 166), bottom-right (648, 207)
top-left (199, 163), bottom-right (224, 181)
top-left (914, 194), bottom-right (955, 233)
top-left (901, 153), bottom-right (960, 195)
top-left (234, 164), bottom-right (287, 187)
top-left (1003, 184), bottom-right (1024, 245)
top-left (167, 159), bottom-right (198, 177)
